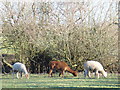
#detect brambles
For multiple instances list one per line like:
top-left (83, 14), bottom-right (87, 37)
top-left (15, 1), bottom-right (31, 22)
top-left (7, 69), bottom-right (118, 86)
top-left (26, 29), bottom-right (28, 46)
top-left (1, 1), bottom-right (118, 73)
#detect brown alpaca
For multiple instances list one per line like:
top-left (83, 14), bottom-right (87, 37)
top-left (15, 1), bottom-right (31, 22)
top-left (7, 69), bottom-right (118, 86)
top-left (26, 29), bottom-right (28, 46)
top-left (49, 61), bottom-right (78, 77)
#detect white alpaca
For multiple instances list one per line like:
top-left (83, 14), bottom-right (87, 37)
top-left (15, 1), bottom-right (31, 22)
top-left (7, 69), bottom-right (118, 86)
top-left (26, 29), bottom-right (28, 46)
top-left (84, 61), bottom-right (107, 78)
top-left (12, 62), bottom-right (29, 79)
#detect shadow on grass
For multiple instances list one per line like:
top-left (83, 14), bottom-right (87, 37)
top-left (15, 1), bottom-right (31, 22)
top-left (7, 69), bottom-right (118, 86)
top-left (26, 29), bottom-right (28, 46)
top-left (2, 78), bottom-right (14, 79)
top-left (43, 76), bottom-right (109, 80)
top-left (63, 77), bottom-right (79, 79)
top-left (27, 85), bottom-right (89, 88)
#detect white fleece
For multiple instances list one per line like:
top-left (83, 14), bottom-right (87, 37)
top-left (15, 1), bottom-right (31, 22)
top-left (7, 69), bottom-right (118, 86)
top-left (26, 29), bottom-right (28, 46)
top-left (84, 61), bottom-right (107, 78)
top-left (13, 62), bottom-right (28, 74)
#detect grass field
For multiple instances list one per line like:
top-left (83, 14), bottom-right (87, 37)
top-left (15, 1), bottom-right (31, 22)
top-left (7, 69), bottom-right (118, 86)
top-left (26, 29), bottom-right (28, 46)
top-left (1, 73), bottom-right (120, 88)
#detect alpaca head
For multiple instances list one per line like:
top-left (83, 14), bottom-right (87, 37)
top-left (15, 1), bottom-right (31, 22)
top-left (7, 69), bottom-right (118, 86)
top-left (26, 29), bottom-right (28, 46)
top-left (104, 72), bottom-right (107, 77)
top-left (103, 71), bottom-right (107, 78)
top-left (25, 74), bottom-right (29, 79)
top-left (73, 71), bottom-right (78, 76)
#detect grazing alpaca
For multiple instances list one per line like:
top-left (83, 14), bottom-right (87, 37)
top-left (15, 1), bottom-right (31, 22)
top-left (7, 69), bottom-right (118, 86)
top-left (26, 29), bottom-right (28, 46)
top-left (12, 62), bottom-right (29, 79)
top-left (49, 61), bottom-right (78, 77)
top-left (84, 61), bottom-right (107, 78)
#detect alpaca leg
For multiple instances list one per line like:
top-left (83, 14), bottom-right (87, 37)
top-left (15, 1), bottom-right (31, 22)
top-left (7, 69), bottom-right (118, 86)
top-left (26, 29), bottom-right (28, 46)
top-left (95, 70), bottom-right (99, 78)
top-left (87, 70), bottom-right (91, 78)
top-left (61, 71), bottom-right (64, 77)
top-left (12, 70), bottom-right (15, 79)
top-left (49, 69), bottom-right (53, 77)
top-left (84, 70), bottom-right (87, 78)
top-left (20, 72), bottom-right (22, 78)
top-left (16, 72), bottom-right (19, 79)
top-left (59, 71), bottom-right (64, 77)
top-left (59, 72), bottom-right (61, 77)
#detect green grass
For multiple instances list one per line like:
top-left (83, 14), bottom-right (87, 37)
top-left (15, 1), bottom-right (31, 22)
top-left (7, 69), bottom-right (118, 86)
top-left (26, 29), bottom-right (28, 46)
top-left (1, 73), bottom-right (120, 88)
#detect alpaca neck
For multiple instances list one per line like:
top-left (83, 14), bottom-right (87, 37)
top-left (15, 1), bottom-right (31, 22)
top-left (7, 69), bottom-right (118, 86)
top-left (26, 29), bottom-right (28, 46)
top-left (101, 70), bottom-right (107, 77)
top-left (23, 69), bottom-right (28, 75)
top-left (66, 67), bottom-right (75, 74)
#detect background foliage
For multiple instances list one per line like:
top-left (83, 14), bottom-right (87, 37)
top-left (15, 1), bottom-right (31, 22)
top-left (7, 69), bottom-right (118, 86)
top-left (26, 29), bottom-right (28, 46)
top-left (1, 1), bottom-right (118, 73)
